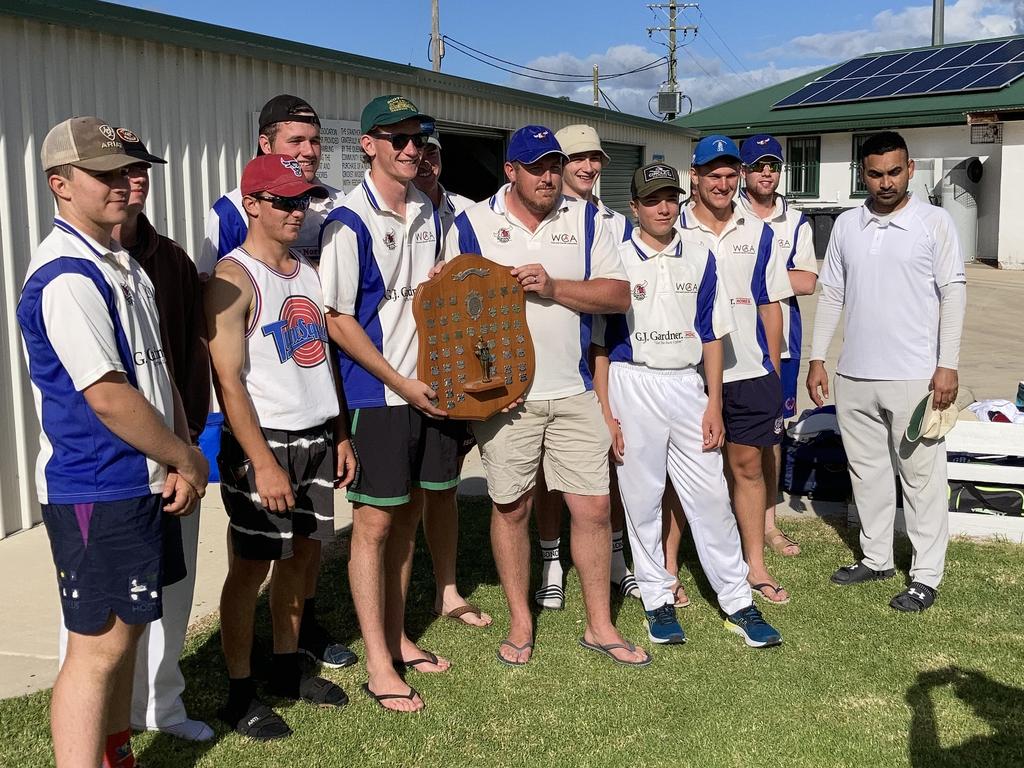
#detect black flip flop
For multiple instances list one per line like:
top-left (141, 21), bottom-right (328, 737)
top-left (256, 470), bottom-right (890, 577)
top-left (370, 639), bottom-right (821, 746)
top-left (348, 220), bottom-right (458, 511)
top-left (219, 700), bottom-right (292, 742)
top-left (393, 650), bottom-right (445, 674)
top-left (361, 682), bottom-right (423, 711)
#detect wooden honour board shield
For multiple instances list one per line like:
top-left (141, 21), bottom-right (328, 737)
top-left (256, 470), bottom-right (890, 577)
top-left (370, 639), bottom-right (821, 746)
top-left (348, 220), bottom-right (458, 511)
top-left (414, 253), bottom-right (535, 420)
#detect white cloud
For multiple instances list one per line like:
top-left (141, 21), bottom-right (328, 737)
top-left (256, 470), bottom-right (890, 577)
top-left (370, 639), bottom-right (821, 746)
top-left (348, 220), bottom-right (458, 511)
top-left (505, 1), bottom-right (1024, 116)
top-left (763, 0), bottom-right (1022, 61)
top-left (508, 44), bottom-right (812, 117)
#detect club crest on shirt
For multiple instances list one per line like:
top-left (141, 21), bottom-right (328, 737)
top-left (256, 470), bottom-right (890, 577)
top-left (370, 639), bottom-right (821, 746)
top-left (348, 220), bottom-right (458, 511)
top-left (383, 229), bottom-right (397, 250)
top-left (632, 281), bottom-right (648, 301)
top-left (495, 227), bottom-right (511, 243)
top-left (774, 416), bottom-right (784, 435)
top-left (261, 296), bottom-right (328, 368)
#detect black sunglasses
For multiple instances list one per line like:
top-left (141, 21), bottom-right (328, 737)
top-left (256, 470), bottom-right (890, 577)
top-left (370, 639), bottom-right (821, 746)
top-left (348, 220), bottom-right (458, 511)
top-left (251, 194), bottom-right (312, 213)
top-left (744, 159), bottom-right (782, 173)
top-left (370, 130), bottom-right (430, 150)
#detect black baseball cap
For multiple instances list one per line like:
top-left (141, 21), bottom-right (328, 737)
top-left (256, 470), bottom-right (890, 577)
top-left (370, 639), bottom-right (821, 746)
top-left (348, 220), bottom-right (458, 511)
top-left (114, 127), bottom-right (167, 166)
top-left (258, 94), bottom-right (320, 133)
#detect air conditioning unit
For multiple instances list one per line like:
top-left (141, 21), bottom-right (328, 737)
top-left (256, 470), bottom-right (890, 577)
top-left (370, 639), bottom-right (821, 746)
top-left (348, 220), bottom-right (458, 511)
top-left (658, 90), bottom-right (683, 115)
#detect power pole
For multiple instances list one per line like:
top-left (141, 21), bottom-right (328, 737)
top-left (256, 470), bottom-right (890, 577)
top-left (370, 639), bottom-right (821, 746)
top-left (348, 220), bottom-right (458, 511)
top-left (593, 65), bottom-right (600, 107)
top-left (647, 1), bottom-right (699, 120)
top-left (431, 0), bottom-right (442, 72)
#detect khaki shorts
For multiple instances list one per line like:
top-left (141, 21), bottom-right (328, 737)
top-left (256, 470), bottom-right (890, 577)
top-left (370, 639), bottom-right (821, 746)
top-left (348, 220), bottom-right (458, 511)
top-left (472, 391), bottom-right (611, 504)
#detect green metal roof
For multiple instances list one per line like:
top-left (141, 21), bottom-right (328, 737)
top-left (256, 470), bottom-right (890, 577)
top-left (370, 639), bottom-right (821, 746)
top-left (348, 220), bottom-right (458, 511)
top-left (0, 0), bottom-right (697, 138)
top-left (674, 35), bottom-right (1024, 137)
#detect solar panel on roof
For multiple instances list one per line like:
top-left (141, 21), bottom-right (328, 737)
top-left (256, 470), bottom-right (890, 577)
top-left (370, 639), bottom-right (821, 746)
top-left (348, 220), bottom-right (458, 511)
top-left (773, 38), bottom-right (1024, 108)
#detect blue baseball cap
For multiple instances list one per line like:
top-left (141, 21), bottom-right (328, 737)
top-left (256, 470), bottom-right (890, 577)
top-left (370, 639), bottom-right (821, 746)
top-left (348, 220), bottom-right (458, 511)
top-left (507, 125), bottom-right (568, 165)
top-left (691, 134), bottom-right (741, 167)
top-left (740, 134), bottom-right (784, 165)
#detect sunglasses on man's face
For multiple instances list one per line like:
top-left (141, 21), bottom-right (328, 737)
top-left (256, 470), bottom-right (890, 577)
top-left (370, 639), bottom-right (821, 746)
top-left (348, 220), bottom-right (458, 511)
top-left (744, 159), bottom-right (782, 174)
top-left (252, 194), bottom-right (312, 213)
top-left (370, 130), bottom-right (430, 151)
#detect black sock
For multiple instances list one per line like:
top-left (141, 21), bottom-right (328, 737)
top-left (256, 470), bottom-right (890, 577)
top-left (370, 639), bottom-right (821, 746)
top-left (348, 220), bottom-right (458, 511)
top-left (300, 598), bottom-right (317, 636)
top-left (224, 677), bottom-right (256, 721)
top-left (269, 652), bottom-right (302, 698)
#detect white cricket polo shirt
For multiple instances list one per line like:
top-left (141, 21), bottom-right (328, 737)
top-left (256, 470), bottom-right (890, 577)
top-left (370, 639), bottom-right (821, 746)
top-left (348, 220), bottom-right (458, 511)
top-left (820, 193), bottom-right (966, 380)
top-left (438, 187), bottom-right (475, 239)
top-left (319, 170), bottom-right (442, 408)
top-left (604, 229), bottom-right (735, 369)
top-left (678, 201), bottom-right (793, 383)
top-left (446, 184), bottom-right (627, 401)
top-left (738, 191), bottom-right (817, 359)
top-left (17, 218), bottom-right (175, 504)
top-left (197, 181), bottom-right (344, 279)
top-left (592, 196), bottom-right (634, 244)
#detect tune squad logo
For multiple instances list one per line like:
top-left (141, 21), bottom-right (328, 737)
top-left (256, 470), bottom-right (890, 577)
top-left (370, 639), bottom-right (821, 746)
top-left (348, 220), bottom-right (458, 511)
top-left (261, 296), bottom-right (328, 367)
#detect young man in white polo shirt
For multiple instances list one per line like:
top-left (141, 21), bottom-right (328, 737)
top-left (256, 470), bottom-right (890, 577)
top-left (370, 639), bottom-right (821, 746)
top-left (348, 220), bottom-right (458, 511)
top-left (738, 134), bottom-right (818, 558)
top-left (679, 135), bottom-right (794, 605)
top-left (531, 124), bottom-right (642, 610)
top-left (19, 116), bottom-right (207, 768)
top-left (447, 126), bottom-right (650, 667)
top-left (807, 131), bottom-right (965, 612)
top-left (598, 162), bottom-right (782, 648)
top-left (321, 95), bottom-right (457, 712)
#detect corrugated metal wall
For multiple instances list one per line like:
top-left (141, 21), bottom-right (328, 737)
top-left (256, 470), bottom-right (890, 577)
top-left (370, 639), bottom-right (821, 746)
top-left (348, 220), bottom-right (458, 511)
top-left (0, 14), bottom-right (692, 538)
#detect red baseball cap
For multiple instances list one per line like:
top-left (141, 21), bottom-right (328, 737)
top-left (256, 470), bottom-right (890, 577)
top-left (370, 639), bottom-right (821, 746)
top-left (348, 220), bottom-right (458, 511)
top-left (240, 154), bottom-right (328, 199)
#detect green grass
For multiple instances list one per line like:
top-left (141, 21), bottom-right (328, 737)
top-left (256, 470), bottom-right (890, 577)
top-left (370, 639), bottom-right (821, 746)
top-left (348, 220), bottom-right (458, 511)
top-left (2, 501), bottom-right (1023, 767)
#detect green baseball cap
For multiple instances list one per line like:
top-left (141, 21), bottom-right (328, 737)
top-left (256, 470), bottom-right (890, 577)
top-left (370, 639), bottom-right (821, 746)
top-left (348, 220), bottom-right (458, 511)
top-left (360, 94), bottom-right (434, 134)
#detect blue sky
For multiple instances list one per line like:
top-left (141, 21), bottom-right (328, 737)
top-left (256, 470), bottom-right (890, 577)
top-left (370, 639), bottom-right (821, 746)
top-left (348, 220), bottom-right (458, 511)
top-left (115, 1), bottom-right (1024, 115)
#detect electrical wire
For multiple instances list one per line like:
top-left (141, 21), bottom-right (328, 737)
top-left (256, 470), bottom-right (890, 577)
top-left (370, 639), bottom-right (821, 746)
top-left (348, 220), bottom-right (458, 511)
top-left (442, 35), bottom-right (667, 82)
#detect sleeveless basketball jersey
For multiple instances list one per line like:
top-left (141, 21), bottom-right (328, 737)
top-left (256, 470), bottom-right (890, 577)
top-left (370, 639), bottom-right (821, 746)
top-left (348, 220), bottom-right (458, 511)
top-left (221, 247), bottom-right (339, 431)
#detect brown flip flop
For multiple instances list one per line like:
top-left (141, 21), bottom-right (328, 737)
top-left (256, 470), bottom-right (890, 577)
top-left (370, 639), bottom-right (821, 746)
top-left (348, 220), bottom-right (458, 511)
top-left (432, 603), bottom-right (485, 625)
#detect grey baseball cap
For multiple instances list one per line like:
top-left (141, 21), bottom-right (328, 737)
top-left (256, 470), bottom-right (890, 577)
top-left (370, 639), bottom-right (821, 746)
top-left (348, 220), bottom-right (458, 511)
top-left (40, 117), bottom-right (139, 172)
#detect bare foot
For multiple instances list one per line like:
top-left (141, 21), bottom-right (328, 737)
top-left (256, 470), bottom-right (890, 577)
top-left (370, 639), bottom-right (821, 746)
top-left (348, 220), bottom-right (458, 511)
top-left (765, 527), bottom-right (801, 557)
top-left (497, 626), bottom-right (534, 664)
top-left (364, 667), bottom-right (424, 712)
top-left (747, 567), bottom-right (790, 603)
top-left (582, 626), bottom-right (650, 665)
top-left (434, 597), bottom-right (493, 627)
top-left (671, 581), bottom-right (691, 608)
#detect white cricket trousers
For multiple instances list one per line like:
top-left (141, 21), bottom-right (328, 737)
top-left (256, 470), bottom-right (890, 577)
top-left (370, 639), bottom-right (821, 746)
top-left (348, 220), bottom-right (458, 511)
top-left (609, 363), bottom-right (751, 615)
top-left (835, 375), bottom-right (949, 588)
top-left (59, 506), bottom-right (201, 728)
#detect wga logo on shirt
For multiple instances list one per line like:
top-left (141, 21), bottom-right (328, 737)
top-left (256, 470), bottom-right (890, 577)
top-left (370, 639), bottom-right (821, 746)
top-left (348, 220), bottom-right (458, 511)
top-left (414, 230), bottom-right (436, 244)
top-left (733, 244), bottom-right (756, 254)
top-left (262, 296), bottom-right (328, 368)
top-left (550, 233), bottom-right (578, 245)
top-left (675, 282), bottom-right (698, 293)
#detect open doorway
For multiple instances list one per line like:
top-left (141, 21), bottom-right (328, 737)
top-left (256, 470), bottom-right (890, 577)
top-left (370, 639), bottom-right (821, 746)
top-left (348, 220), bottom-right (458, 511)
top-left (435, 126), bottom-right (505, 204)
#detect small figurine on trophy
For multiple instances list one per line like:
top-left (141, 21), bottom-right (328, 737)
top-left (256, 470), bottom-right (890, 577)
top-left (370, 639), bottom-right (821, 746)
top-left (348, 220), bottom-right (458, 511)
top-left (475, 340), bottom-right (495, 382)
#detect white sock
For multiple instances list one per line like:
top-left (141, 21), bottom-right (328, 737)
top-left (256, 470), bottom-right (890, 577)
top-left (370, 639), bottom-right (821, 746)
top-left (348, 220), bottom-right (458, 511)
top-left (611, 530), bottom-right (629, 583)
top-left (539, 537), bottom-right (563, 589)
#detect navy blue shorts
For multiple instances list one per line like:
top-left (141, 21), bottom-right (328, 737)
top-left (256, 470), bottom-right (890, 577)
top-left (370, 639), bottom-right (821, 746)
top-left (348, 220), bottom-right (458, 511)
top-left (42, 495), bottom-right (181, 635)
top-left (723, 371), bottom-right (784, 447)
top-left (780, 357), bottom-right (800, 419)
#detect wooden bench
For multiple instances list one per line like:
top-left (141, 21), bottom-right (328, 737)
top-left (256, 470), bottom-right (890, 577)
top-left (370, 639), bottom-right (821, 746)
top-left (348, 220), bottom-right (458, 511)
top-left (848, 419), bottom-right (1024, 543)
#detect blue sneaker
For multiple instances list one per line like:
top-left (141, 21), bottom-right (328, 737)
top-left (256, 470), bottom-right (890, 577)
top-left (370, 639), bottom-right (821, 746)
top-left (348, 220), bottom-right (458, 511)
top-left (645, 604), bottom-right (686, 644)
top-left (725, 604), bottom-right (782, 648)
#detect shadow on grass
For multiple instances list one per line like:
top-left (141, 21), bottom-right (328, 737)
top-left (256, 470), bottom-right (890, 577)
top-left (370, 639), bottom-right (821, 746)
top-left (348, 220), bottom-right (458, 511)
top-left (907, 666), bottom-right (1024, 767)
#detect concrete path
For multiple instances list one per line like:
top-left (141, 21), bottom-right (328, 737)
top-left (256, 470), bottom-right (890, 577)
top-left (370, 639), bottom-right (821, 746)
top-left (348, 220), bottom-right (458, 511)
top-left (1, 262), bottom-right (1020, 699)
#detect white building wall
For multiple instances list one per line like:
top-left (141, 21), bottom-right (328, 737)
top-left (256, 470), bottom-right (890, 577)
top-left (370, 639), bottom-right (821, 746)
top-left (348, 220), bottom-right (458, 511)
top-left (780, 126), bottom-right (1003, 261)
top-left (0, 15), bottom-right (692, 537)
top-left (997, 121), bottom-right (1024, 269)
